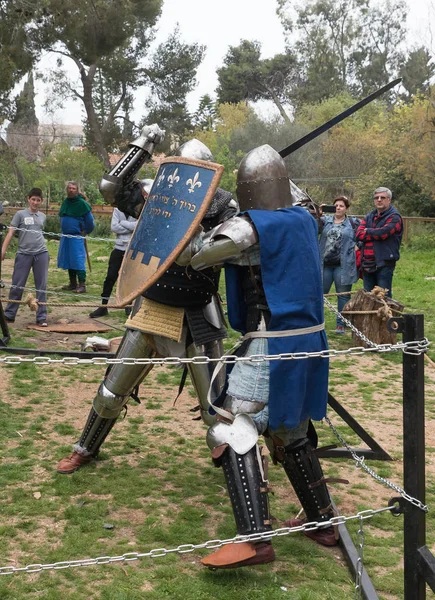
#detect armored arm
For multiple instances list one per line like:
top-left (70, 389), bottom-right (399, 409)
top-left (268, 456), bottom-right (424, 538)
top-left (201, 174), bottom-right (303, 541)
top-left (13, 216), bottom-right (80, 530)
top-left (99, 124), bottom-right (164, 217)
top-left (187, 215), bottom-right (258, 271)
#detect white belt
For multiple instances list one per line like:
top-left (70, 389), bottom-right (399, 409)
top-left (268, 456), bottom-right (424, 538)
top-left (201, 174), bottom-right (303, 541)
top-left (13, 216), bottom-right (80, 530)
top-left (241, 322), bottom-right (325, 341)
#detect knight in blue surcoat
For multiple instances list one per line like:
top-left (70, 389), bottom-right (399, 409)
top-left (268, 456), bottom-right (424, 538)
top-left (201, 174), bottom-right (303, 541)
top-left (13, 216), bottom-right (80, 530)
top-left (177, 144), bottom-right (336, 568)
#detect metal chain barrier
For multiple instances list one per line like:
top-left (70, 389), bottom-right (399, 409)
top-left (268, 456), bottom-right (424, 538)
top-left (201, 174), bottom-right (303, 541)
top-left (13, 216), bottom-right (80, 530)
top-left (0, 338), bottom-right (429, 366)
top-left (325, 416), bottom-right (429, 512)
top-left (1, 283), bottom-right (116, 303)
top-left (324, 296), bottom-right (378, 348)
top-left (7, 225), bottom-right (115, 244)
top-left (0, 506), bottom-right (393, 576)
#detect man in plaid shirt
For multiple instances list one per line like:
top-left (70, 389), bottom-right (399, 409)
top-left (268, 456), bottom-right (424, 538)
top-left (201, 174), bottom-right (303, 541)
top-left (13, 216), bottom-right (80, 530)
top-left (356, 187), bottom-right (403, 298)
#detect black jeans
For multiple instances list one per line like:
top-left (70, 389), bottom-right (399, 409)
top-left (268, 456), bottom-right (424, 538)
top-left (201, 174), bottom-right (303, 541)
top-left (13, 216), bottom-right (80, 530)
top-left (101, 248), bottom-right (125, 304)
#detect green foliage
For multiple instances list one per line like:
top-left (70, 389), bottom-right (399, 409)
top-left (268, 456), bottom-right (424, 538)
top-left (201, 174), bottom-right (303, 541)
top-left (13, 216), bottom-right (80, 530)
top-left (192, 95), bottom-right (218, 131)
top-left (143, 27), bottom-right (205, 140)
top-left (277, 0), bottom-right (410, 105)
top-left (216, 40), bottom-right (297, 122)
top-left (0, 2), bottom-right (35, 122)
top-left (18, 144), bottom-right (103, 204)
top-left (28, 0), bottom-right (163, 164)
top-left (0, 156), bottom-right (25, 205)
top-left (399, 47), bottom-right (435, 99)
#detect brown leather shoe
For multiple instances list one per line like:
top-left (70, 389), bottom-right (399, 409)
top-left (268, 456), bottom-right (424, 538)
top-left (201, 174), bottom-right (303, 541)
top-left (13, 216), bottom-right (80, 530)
top-left (57, 451), bottom-right (93, 474)
top-left (201, 541), bottom-right (275, 569)
top-left (75, 284), bottom-right (87, 294)
top-left (284, 518), bottom-right (338, 546)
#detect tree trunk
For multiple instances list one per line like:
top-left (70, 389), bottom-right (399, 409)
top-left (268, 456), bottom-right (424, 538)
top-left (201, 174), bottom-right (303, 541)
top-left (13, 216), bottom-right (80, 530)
top-left (267, 87), bottom-right (292, 125)
top-left (80, 67), bottom-right (111, 170)
top-left (342, 288), bottom-right (405, 348)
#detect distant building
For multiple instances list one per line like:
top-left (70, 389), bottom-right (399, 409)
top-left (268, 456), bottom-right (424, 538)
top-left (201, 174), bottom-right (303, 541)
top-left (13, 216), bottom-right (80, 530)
top-left (6, 123), bottom-right (84, 160)
top-left (37, 124), bottom-right (84, 149)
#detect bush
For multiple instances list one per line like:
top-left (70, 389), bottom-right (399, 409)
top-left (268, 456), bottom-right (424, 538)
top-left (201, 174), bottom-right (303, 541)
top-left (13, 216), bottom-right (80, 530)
top-left (92, 216), bottom-right (113, 238)
top-left (404, 222), bottom-right (435, 249)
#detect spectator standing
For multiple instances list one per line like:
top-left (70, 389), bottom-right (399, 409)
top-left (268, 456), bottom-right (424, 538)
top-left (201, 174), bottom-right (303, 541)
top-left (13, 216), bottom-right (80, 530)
top-left (89, 179), bottom-right (153, 318)
top-left (57, 181), bottom-right (94, 294)
top-left (356, 187), bottom-right (403, 298)
top-left (319, 196), bottom-right (359, 334)
top-left (89, 208), bottom-right (137, 318)
top-left (1, 188), bottom-right (49, 326)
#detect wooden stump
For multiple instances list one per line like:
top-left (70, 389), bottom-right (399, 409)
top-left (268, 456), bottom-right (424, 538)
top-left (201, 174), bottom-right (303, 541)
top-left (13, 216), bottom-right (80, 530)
top-left (341, 288), bottom-right (404, 347)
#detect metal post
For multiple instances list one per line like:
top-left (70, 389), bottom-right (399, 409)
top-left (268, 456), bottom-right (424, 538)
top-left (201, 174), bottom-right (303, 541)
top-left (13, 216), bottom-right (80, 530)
top-left (402, 314), bottom-right (426, 599)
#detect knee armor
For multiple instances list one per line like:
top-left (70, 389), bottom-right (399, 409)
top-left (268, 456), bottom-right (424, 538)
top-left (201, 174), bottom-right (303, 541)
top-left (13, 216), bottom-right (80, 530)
top-left (93, 383), bottom-right (130, 419)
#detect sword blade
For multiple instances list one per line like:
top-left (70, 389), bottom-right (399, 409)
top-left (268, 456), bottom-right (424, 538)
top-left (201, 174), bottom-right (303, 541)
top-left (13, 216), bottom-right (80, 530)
top-left (279, 78), bottom-right (401, 159)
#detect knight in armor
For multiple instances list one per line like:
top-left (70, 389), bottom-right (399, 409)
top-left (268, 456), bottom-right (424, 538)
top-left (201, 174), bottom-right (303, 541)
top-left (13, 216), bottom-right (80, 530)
top-left (176, 144), bottom-right (337, 568)
top-left (56, 129), bottom-right (337, 570)
top-left (56, 133), bottom-right (238, 475)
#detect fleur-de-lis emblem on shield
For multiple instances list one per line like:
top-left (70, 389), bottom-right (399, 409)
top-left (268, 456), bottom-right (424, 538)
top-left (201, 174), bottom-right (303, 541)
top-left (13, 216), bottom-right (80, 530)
top-left (167, 168), bottom-right (180, 188)
top-left (157, 168), bottom-right (166, 186)
top-left (186, 172), bottom-right (202, 194)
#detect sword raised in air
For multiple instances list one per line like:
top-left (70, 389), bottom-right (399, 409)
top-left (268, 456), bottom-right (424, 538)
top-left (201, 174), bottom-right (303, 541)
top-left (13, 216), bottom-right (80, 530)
top-left (279, 78), bottom-right (401, 159)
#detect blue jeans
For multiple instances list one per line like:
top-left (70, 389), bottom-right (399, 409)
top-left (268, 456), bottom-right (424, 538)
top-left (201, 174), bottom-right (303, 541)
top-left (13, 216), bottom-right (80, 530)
top-left (323, 265), bottom-right (352, 327)
top-left (363, 265), bottom-right (395, 298)
top-left (5, 251), bottom-right (49, 322)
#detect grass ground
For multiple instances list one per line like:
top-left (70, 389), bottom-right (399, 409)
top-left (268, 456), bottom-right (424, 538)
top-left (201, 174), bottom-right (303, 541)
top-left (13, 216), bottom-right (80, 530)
top-left (0, 237), bottom-right (434, 599)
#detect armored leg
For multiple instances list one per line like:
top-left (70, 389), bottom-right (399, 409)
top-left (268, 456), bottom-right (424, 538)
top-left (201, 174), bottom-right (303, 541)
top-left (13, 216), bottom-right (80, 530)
top-left (221, 445), bottom-right (271, 536)
top-left (202, 416), bottom-right (275, 568)
top-left (187, 339), bottom-right (226, 426)
top-left (279, 438), bottom-right (332, 522)
top-left (275, 437), bottom-right (338, 546)
top-left (57, 328), bottom-right (156, 473)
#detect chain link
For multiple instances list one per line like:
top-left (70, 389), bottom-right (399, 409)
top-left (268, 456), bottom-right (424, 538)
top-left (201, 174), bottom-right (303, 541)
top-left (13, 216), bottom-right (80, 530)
top-left (8, 225), bottom-right (115, 244)
top-left (325, 416), bottom-right (429, 512)
top-left (0, 339), bottom-right (429, 366)
top-left (0, 506), bottom-right (393, 576)
top-left (324, 297), bottom-right (378, 348)
top-left (1, 282), bottom-right (115, 302)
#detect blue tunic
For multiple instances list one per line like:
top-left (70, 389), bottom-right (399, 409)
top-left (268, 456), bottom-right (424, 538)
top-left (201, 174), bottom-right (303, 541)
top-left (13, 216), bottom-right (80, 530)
top-left (225, 207), bottom-right (329, 430)
top-left (57, 212), bottom-right (94, 271)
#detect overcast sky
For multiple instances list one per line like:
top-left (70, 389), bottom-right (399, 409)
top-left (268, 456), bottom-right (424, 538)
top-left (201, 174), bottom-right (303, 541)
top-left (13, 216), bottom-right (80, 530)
top-left (34, 0), bottom-right (435, 125)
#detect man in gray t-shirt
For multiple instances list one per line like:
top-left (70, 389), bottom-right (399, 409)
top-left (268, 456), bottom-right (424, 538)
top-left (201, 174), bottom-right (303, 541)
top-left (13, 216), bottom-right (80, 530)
top-left (1, 188), bottom-right (50, 325)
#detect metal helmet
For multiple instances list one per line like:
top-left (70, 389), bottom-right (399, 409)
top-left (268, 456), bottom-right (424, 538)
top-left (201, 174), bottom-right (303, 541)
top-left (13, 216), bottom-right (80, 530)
top-left (175, 139), bottom-right (213, 162)
top-left (139, 178), bottom-right (154, 196)
top-left (236, 144), bottom-right (292, 211)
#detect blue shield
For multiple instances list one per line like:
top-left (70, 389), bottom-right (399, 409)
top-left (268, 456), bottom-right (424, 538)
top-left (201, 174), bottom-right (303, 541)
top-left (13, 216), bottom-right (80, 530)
top-left (117, 156), bottom-right (224, 305)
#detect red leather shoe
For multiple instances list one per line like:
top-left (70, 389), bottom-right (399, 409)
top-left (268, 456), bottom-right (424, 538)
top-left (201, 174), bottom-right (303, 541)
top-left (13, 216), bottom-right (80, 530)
top-left (285, 518), bottom-right (338, 546)
top-left (57, 451), bottom-right (92, 474)
top-left (201, 541), bottom-right (275, 569)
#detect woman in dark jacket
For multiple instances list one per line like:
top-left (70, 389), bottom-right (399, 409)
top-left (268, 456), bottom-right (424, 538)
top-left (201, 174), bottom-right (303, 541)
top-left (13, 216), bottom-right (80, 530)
top-left (319, 196), bottom-right (359, 334)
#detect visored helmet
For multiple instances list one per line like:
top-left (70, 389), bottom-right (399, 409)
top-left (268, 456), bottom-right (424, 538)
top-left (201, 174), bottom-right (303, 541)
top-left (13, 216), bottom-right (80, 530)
top-left (236, 144), bottom-right (292, 211)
